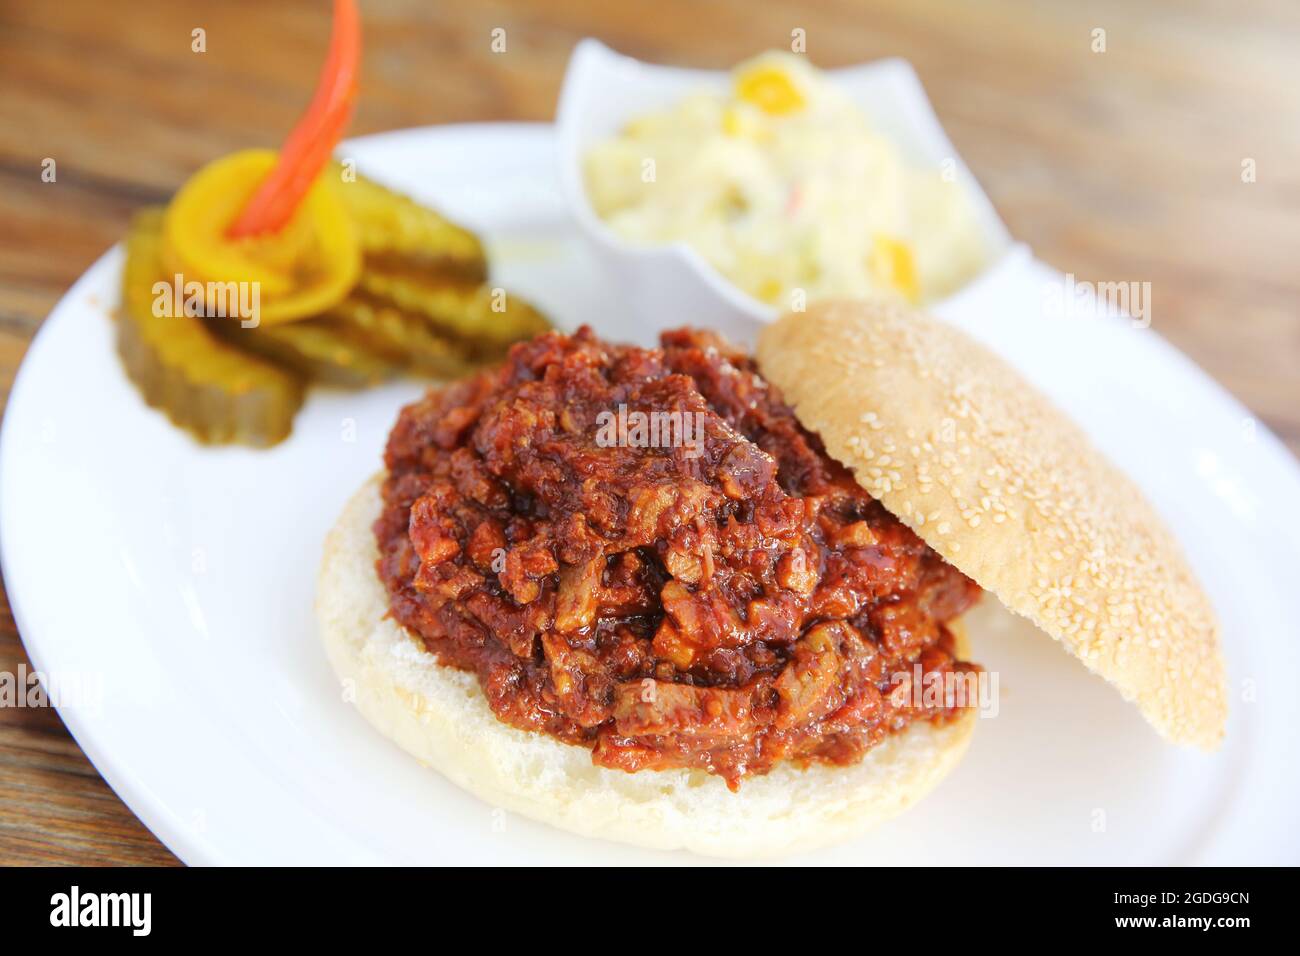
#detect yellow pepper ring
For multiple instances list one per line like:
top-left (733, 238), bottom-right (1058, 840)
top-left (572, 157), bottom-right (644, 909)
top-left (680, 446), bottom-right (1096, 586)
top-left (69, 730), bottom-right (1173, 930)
top-left (162, 149), bottom-right (361, 325)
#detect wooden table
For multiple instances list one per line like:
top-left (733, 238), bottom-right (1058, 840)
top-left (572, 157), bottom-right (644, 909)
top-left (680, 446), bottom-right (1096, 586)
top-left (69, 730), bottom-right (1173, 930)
top-left (2, 0), bottom-right (1296, 866)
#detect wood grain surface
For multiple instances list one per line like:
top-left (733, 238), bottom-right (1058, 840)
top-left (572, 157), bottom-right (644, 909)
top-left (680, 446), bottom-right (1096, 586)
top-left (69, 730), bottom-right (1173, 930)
top-left (1, 0), bottom-right (1296, 866)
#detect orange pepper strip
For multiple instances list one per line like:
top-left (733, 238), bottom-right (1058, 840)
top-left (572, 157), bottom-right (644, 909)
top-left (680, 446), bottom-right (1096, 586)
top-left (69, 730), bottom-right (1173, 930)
top-left (228, 0), bottom-right (361, 238)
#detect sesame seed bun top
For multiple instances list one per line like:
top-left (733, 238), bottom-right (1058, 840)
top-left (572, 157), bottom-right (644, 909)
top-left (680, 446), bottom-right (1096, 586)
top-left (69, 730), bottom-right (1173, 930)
top-left (757, 299), bottom-right (1227, 749)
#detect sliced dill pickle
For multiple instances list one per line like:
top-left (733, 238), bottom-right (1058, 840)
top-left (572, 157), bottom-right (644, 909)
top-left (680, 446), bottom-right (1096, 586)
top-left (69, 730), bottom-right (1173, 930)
top-left (324, 295), bottom-right (482, 379)
top-left (208, 314), bottom-right (399, 387)
top-left (334, 169), bottom-right (488, 282)
top-left (116, 209), bottom-right (304, 447)
top-left (355, 269), bottom-right (550, 352)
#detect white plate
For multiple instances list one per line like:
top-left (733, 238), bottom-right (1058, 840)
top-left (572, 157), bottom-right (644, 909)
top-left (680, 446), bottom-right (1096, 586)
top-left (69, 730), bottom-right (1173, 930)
top-left (3, 124), bottom-right (1299, 865)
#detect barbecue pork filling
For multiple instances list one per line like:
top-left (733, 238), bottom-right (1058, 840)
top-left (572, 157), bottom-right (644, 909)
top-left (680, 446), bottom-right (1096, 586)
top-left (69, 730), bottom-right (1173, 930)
top-left (375, 326), bottom-right (981, 788)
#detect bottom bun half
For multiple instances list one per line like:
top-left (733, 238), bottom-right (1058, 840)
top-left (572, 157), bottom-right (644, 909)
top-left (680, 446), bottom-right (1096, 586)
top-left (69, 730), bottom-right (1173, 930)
top-left (317, 475), bottom-right (977, 859)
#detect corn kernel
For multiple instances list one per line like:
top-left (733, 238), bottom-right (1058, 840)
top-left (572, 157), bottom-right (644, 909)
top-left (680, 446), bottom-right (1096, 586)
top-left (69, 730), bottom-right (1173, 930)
top-left (871, 235), bottom-right (920, 303)
top-left (735, 65), bottom-right (805, 115)
top-left (722, 106), bottom-right (743, 136)
top-left (722, 105), bottom-right (771, 142)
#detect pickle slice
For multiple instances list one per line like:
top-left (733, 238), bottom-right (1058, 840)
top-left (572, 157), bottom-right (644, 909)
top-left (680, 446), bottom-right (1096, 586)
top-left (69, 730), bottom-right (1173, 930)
top-left (116, 209), bottom-right (304, 447)
top-left (355, 269), bottom-right (550, 353)
top-left (324, 294), bottom-right (482, 379)
top-left (334, 169), bottom-right (488, 282)
top-left (208, 314), bottom-right (400, 387)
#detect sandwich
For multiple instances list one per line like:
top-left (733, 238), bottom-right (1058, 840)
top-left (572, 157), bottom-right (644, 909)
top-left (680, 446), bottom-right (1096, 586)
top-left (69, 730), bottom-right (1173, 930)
top-left (316, 298), bottom-right (1226, 857)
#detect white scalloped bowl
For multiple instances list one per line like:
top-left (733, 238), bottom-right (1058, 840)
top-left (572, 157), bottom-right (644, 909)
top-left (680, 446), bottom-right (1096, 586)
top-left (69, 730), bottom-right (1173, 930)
top-left (556, 39), bottom-right (1029, 345)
